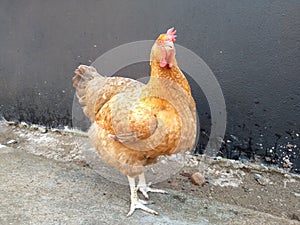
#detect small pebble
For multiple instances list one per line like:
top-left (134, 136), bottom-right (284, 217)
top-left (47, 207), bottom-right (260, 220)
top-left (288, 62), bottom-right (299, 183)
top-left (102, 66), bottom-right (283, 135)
top-left (260, 164), bottom-right (269, 170)
top-left (294, 192), bottom-right (300, 197)
top-left (265, 156), bottom-right (272, 162)
top-left (19, 122), bottom-right (29, 128)
top-left (38, 127), bottom-right (48, 133)
top-left (29, 124), bottom-right (39, 130)
top-left (7, 121), bottom-right (17, 125)
top-left (7, 140), bottom-right (17, 144)
top-left (191, 172), bottom-right (206, 186)
top-left (254, 173), bottom-right (270, 186)
top-left (254, 174), bottom-right (261, 180)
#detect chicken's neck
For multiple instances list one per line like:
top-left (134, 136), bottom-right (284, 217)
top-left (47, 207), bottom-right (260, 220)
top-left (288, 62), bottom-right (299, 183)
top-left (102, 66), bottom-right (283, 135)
top-left (147, 61), bottom-right (191, 95)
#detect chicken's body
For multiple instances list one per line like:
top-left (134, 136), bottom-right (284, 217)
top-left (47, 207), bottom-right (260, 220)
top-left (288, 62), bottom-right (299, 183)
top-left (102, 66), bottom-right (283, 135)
top-left (73, 28), bottom-right (197, 216)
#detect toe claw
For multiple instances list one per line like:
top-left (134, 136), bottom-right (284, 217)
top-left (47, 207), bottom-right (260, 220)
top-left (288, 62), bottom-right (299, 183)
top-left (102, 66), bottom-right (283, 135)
top-left (139, 188), bottom-right (149, 199)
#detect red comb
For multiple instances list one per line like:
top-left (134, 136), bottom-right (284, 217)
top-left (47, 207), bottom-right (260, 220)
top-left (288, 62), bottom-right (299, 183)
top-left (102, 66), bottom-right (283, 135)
top-left (166, 27), bottom-right (177, 42)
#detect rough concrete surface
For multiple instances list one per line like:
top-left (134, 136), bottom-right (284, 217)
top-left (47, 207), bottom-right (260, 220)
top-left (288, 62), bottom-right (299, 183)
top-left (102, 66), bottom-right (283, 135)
top-left (0, 121), bottom-right (299, 225)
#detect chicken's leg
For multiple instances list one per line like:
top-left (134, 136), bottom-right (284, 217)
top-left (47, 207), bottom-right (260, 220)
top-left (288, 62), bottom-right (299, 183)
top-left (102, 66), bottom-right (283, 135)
top-left (127, 176), bottom-right (158, 217)
top-left (137, 173), bottom-right (168, 199)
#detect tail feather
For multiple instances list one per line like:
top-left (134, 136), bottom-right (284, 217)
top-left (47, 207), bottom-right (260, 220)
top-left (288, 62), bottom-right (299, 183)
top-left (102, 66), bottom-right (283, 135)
top-left (73, 65), bottom-right (106, 122)
top-left (73, 65), bottom-right (145, 123)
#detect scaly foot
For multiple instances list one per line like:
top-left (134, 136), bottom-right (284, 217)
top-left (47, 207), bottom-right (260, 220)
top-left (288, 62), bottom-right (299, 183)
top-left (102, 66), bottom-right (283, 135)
top-left (137, 182), bottom-right (168, 199)
top-left (127, 176), bottom-right (159, 216)
top-left (127, 199), bottom-right (158, 217)
top-left (137, 173), bottom-right (168, 199)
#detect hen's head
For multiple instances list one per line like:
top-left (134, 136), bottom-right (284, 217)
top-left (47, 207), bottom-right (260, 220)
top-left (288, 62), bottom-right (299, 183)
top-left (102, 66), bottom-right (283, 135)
top-left (150, 27), bottom-right (177, 68)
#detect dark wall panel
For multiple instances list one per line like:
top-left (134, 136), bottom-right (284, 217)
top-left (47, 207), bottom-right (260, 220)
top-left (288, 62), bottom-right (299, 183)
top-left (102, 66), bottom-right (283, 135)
top-left (0, 0), bottom-right (299, 169)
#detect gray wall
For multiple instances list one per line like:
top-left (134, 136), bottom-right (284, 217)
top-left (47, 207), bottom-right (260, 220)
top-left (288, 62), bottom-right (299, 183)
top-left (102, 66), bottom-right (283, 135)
top-left (0, 0), bottom-right (299, 168)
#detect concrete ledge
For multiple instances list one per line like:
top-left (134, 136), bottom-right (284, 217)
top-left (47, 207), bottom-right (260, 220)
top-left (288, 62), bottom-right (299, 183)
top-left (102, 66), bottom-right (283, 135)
top-left (0, 149), bottom-right (298, 225)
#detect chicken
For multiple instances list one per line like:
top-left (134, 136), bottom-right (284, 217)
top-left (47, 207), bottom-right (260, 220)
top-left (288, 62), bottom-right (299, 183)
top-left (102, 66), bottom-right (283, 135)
top-left (72, 28), bottom-right (197, 216)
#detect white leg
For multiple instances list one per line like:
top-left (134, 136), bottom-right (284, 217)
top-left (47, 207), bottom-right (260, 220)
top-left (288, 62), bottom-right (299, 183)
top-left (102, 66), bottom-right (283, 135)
top-left (127, 176), bottom-right (158, 217)
top-left (137, 173), bottom-right (168, 199)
